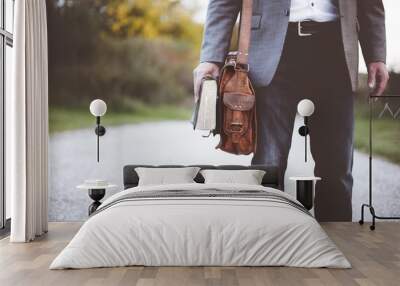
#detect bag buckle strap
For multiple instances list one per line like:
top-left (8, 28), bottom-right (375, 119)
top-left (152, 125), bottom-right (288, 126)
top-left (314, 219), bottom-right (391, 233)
top-left (234, 53), bottom-right (250, 72)
top-left (230, 122), bottom-right (244, 132)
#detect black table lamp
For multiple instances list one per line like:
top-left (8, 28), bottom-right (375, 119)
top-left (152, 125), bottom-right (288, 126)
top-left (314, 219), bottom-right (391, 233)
top-left (89, 99), bottom-right (107, 162)
top-left (297, 99), bottom-right (315, 162)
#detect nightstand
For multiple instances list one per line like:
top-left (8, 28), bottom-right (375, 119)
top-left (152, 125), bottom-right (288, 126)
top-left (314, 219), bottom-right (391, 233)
top-left (289, 176), bottom-right (321, 212)
top-left (77, 182), bottom-right (117, 215)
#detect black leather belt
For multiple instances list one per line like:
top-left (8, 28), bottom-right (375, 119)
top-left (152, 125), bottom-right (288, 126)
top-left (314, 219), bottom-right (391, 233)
top-left (288, 20), bottom-right (339, 37)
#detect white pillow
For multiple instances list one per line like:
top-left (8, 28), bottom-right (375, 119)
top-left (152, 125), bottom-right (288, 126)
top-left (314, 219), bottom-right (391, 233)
top-left (135, 167), bottom-right (200, 186)
top-left (200, 169), bottom-right (266, 185)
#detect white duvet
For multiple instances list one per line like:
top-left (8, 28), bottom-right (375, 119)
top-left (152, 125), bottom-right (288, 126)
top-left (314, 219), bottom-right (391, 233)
top-left (50, 183), bottom-right (351, 269)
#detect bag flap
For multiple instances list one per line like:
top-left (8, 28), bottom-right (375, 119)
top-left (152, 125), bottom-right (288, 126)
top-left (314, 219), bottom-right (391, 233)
top-left (223, 93), bottom-right (255, 111)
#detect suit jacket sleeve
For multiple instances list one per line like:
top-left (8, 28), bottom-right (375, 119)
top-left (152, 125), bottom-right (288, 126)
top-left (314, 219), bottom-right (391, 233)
top-left (199, 0), bottom-right (241, 63)
top-left (357, 0), bottom-right (386, 64)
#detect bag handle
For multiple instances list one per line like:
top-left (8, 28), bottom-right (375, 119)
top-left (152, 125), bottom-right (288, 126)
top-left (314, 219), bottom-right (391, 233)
top-left (237, 0), bottom-right (253, 66)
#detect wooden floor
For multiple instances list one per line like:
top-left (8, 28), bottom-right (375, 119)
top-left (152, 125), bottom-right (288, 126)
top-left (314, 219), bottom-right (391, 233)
top-left (0, 222), bottom-right (399, 286)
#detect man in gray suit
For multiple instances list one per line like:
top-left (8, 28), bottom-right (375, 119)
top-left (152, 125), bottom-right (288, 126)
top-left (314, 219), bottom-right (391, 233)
top-left (194, 0), bottom-right (389, 221)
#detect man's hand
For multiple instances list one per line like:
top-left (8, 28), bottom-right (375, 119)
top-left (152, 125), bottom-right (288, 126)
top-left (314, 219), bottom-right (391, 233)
top-left (193, 62), bottom-right (220, 101)
top-left (367, 62), bottom-right (389, 97)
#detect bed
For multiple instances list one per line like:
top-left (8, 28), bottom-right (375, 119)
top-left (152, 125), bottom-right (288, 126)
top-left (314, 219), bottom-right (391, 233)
top-left (50, 165), bottom-right (350, 269)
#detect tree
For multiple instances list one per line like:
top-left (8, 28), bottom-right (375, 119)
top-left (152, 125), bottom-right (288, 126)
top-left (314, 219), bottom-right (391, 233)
top-left (103, 0), bottom-right (202, 47)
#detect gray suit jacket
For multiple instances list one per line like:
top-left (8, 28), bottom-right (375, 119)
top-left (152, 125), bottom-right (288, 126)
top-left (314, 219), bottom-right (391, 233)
top-left (200, 0), bottom-right (386, 91)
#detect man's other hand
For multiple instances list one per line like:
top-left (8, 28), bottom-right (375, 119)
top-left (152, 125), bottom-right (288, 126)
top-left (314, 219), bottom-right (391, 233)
top-left (193, 62), bottom-right (220, 101)
top-left (367, 62), bottom-right (389, 97)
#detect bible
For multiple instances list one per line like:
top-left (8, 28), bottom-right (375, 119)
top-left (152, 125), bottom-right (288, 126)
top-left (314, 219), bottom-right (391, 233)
top-left (191, 77), bottom-right (218, 133)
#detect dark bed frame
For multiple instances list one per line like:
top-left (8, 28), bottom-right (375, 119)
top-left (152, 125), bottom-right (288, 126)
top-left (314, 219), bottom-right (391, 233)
top-left (123, 165), bottom-right (281, 190)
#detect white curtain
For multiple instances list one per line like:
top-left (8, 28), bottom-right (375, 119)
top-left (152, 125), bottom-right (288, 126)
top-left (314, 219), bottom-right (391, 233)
top-left (8, 0), bottom-right (49, 242)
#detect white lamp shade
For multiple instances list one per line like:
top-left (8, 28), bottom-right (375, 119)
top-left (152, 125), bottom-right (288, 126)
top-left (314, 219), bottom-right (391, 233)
top-left (90, 99), bottom-right (107, 117)
top-left (297, 99), bottom-right (315, 117)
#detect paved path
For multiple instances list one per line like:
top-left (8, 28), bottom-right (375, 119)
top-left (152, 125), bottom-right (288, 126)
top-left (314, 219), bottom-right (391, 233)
top-left (49, 120), bottom-right (400, 222)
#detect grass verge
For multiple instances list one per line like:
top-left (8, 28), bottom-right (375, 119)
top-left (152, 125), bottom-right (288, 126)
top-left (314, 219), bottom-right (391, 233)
top-left (354, 101), bottom-right (400, 164)
top-left (49, 104), bottom-right (192, 133)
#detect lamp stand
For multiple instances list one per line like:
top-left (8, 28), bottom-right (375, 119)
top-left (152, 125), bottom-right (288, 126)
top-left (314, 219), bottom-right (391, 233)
top-left (94, 116), bottom-right (106, 162)
top-left (97, 116), bottom-right (100, 162)
top-left (298, 117), bottom-right (310, 162)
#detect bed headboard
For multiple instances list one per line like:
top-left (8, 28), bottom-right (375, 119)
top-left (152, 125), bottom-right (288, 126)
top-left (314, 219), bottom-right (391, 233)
top-left (123, 165), bottom-right (281, 190)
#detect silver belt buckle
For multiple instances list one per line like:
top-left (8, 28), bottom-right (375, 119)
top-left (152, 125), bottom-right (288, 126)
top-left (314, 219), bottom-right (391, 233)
top-left (298, 21), bottom-right (312, 37)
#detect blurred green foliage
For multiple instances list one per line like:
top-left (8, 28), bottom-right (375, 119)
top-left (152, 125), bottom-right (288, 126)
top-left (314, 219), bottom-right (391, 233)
top-left (46, 0), bottom-right (202, 108)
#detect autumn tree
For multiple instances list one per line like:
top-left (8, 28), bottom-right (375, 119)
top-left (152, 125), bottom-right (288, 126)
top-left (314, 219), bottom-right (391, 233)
top-left (101, 0), bottom-right (202, 47)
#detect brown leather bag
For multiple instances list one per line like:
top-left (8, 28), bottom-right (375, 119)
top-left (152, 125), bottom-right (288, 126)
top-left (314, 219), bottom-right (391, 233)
top-left (217, 0), bottom-right (257, 155)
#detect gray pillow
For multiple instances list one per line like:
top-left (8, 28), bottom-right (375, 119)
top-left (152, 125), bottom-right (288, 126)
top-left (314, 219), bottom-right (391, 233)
top-left (200, 169), bottom-right (266, 185)
top-left (135, 167), bottom-right (200, 186)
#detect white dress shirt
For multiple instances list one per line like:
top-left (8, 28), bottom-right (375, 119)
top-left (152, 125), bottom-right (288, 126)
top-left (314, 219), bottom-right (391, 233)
top-left (289, 0), bottom-right (339, 22)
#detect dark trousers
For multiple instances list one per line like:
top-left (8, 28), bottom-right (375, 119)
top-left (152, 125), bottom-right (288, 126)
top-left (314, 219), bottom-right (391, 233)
top-left (251, 22), bottom-right (354, 221)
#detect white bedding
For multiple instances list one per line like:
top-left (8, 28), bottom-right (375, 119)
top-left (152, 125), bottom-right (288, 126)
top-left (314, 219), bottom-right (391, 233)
top-left (50, 183), bottom-right (351, 269)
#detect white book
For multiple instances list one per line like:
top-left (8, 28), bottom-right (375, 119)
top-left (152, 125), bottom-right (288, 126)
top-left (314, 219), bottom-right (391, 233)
top-left (191, 78), bottom-right (218, 132)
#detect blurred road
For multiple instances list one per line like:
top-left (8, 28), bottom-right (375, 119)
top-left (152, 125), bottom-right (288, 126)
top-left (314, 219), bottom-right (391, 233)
top-left (49, 120), bottom-right (400, 222)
